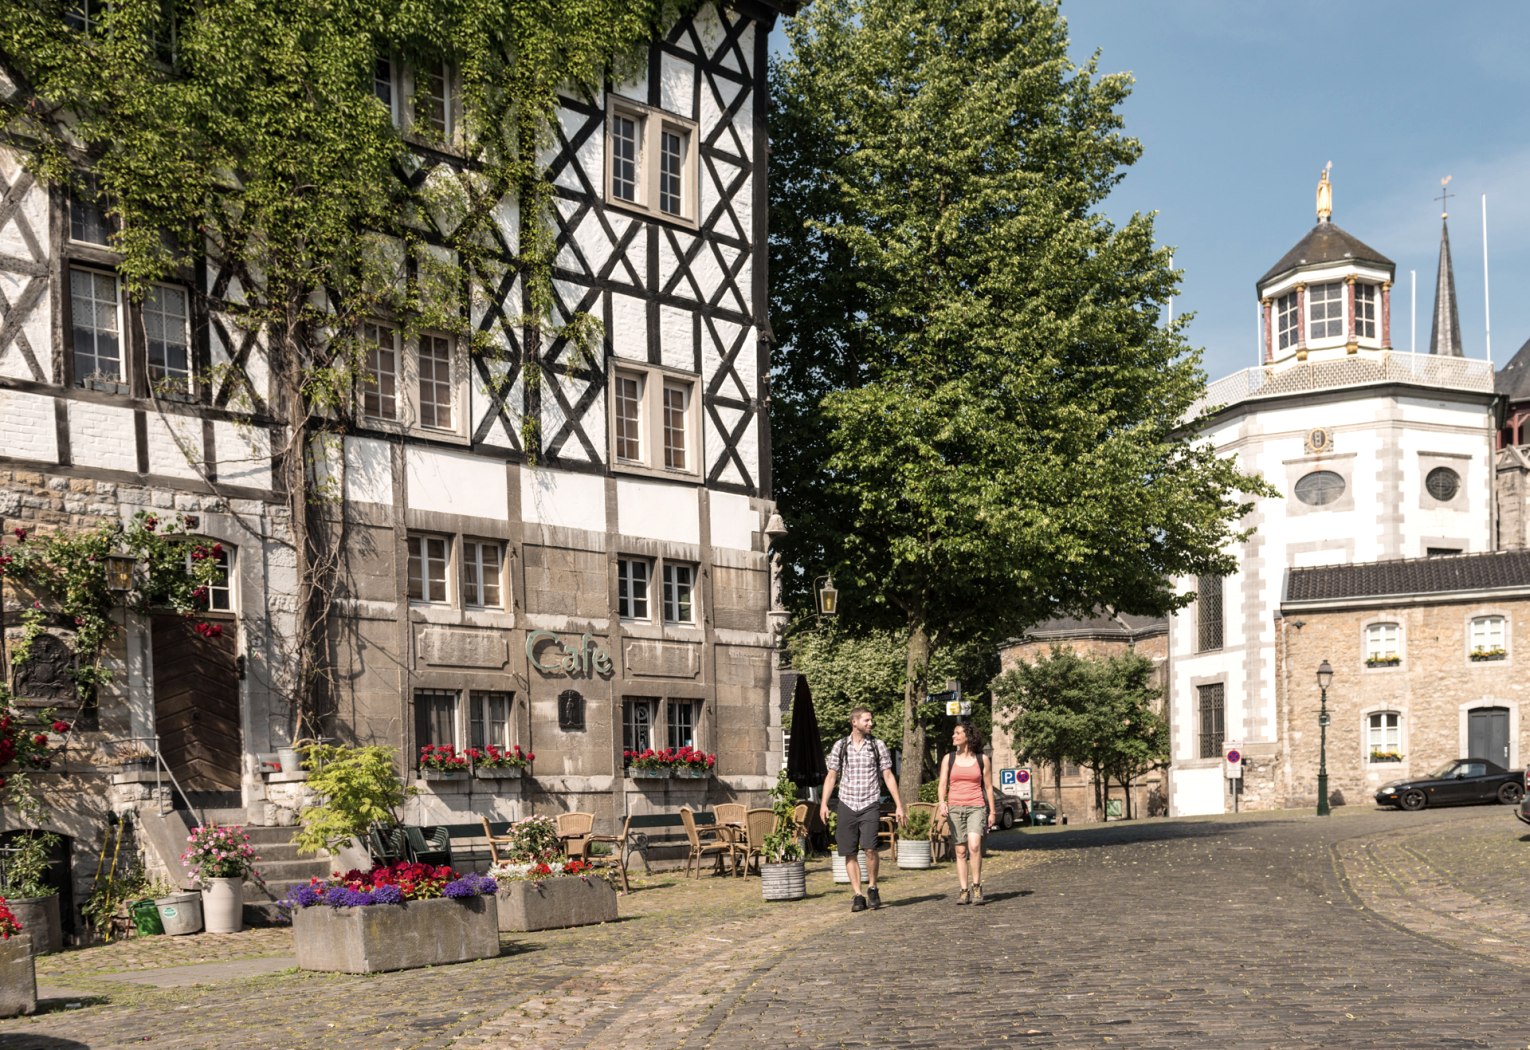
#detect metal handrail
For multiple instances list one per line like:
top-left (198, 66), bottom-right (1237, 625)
top-left (126, 735), bottom-right (204, 829)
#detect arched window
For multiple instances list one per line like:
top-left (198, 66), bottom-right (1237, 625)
top-left (1366, 712), bottom-right (1401, 761)
top-left (1295, 471), bottom-right (1345, 506)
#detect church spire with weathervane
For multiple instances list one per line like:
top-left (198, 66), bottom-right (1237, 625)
top-left (1430, 176), bottom-right (1464, 358)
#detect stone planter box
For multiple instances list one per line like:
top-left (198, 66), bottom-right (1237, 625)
top-left (672, 768), bottom-right (710, 779)
top-left (496, 876), bottom-right (617, 932)
top-left (421, 769), bottom-right (469, 781)
top-left (293, 896), bottom-right (499, 974)
top-left (0, 936), bottom-right (37, 1018)
top-left (6, 896), bottom-right (60, 955)
top-left (626, 768), bottom-right (670, 780)
top-left (473, 766), bottom-right (525, 780)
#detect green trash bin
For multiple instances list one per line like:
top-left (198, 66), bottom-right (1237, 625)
top-left (130, 898), bottom-right (164, 936)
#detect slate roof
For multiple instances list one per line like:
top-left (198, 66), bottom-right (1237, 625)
top-left (1496, 335), bottom-right (1530, 401)
top-left (1258, 222), bottom-right (1395, 288)
top-left (1011, 612), bottom-right (1167, 643)
top-left (1285, 549), bottom-right (1530, 604)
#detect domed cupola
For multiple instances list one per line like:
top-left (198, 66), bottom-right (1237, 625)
top-left (1255, 165), bottom-right (1396, 366)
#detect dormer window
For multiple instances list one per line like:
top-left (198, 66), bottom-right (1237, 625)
top-left (1276, 292), bottom-right (1300, 350)
top-left (1354, 283), bottom-right (1377, 340)
top-left (1308, 282), bottom-right (1343, 340)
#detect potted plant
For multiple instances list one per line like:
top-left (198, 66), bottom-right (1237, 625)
top-left (182, 824), bottom-right (259, 933)
top-left (1365, 654), bottom-right (1401, 668)
top-left (0, 832), bottom-right (60, 954)
top-left (1470, 646), bottom-right (1507, 662)
top-left (469, 744), bottom-right (533, 779)
top-left (419, 744), bottom-right (470, 780)
top-left (1369, 750), bottom-right (1404, 763)
top-left (623, 748), bottom-right (672, 779)
top-left (759, 770), bottom-right (807, 901)
top-left (896, 808), bottom-right (934, 869)
top-left (0, 896), bottom-right (35, 1018)
top-left (114, 746), bottom-right (157, 774)
top-left (487, 815), bottom-right (618, 930)
top-left (671, 746), bottom-right (716, 779)
top-left (282, 863), bottom-right (498, 973)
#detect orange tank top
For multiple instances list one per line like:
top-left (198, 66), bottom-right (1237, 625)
top-left (947, 754), bottom-right (984, 806)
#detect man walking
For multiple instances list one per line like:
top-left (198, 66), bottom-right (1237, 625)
top-left (820, 707), bottom-right (906, 912)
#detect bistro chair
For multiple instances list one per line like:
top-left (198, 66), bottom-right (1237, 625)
top-left (679, 806), bottom-right (738, 879)
top-left (790, 803), bottom-right (810, 853)
top-left (584, 815), bottom-right (634, 893)
top-left (368, 825), bottom-right (409, 866)
top-left (405, 825), bottom-right (453, 867)
top-left (739, 807), bottom-right (778, 876)
top-left (481, 817), bottom-right (515, 866)
top-left (713, 802), bottom-right (747, 831)
top-left (556, 811), bottom-right (596, 860)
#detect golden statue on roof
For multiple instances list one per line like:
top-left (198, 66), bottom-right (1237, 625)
top-left (1316, 161), bottom-right (1333, 222)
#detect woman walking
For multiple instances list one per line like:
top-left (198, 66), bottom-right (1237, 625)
top-left (937, 721), bottom-right (997, 905)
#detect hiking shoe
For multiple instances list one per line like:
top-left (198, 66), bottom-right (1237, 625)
top-left (851, 894), bottom-right (868, 913)
top-left (867, 886), bottom-right (882, 910)
top-left (953, 887), bottom-right (970, 906)
top-left (971, 884), bottom-right (985, 906)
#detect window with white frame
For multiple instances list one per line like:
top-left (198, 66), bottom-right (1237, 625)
top-left (1367, 711), bottom-right (1401, 758)
top-left (414, 688), bottom-right (458, 753)
top-left (70, 174), bottom-right (113, 246)
top-left (1276, 292), bottom-right (1300, 350)
top-left (461, 539), bottom-right (502, 610)
top-left (408, 534), bottom-right (451, 604)
top-left (662, 562), bottom-right (695, 625)
top-left (415, 60), bottom-right (454, 140)
top-left (204, 545), bottom-right (234, 613)
top-left (1470, 615), bottom-right (1506, 658)
top-left (605, 98), bottom-right (698, 224)
top-left (617, 557), bottom-right (651, 620)
top-left (1364, 622), bottom-right (1401, 665)
top-left (362, 321), bottom-right (399, 420)
top-left (667, 700), bottom-right (698, 751)
top-left (609, 365), bottom-right (699, 477)
top-left (144, 284), bottom-right (192, 390)
top-left (469, 690), bottom-right (513, 750)
top-left (1307, 282), bottom-right (1344, 340)
top-left (417, 332), bottom-right (454, 430)
top-left (70, 268), bottom-right (123, 384)
top-left (623, 697), bottom-right (658, 753)
top-left (1354, 283), bottom-right (1377, 340)
top-left (373, 56), bottom-right (398, 121)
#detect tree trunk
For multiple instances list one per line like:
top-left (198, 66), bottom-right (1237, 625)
top-left (899, 620), bottom-right (930, 804)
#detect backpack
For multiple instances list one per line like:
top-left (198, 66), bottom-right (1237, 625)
top-left (941, 750), bottom-right (988, 807)
top-left (829, 734), bottom-right (885, 806)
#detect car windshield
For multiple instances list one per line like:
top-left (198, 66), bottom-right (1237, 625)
top-left (1429, 761), bottom-right (1461, 778)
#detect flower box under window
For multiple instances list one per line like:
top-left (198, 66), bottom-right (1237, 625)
top-left (1369, 750), bottom-right (1403, 763)
top-left (1470, 648), bottom-right (1507, 662)
top-left (1365, 655), bottom-right (1401, 668)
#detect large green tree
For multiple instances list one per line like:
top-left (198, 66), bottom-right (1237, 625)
top-left (769, 0), bottom-right (1264, 800)
top-left (0, 0), bottom-right (682, 734)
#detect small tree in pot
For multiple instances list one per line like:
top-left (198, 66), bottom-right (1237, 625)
top-left (896, 808), bottom-right (933, 869)
top-left (760, 770), bottom-right (806, 901)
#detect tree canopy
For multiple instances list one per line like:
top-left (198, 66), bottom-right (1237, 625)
top-left (769, 0), bottom-right (1265, 798)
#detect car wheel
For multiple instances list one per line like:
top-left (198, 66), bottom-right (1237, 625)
top-left (1400, 789), bottom-right (1427, 811)
top-left (1498, 782), bottom-right (1524, 805)
top-left (1000, 809), bottom-right (1015, 830)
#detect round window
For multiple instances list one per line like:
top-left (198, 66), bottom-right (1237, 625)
top-left (1294, 470), bottom-right (1345, 506)
top-left (1425, 466), bottom-right (1460, 502)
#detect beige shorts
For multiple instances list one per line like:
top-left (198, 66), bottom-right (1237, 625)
top-left (947, 805), bottom-right (987, 840)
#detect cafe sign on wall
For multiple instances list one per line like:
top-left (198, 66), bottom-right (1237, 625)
top-left (526, 630), bottom-right (614, 678)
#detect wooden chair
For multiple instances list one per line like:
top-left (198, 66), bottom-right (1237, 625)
top-left (679, 806), bottom-right (738, 879)
top-left (877, 815), bottom-right (898, 852)
top-left (481, 816), bottom-right (515, 866)
top-left (790, 802), bottom-right (811, 855)
top-left (739, 807), bottom-right (778, 876)
top-left (584, 815), bottom-right (633, 893)
top-left (556, 811), bottom-right (596, 859)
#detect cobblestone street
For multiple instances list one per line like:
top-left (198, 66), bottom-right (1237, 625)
top-left (5, 808), bottom-right (1530, 1049)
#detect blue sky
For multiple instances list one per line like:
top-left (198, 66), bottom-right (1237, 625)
top-left (772, 1), bottom-right (1530, 383)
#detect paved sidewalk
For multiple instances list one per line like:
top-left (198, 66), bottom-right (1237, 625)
top-left (6, 810), bottom-right (1530, 1048)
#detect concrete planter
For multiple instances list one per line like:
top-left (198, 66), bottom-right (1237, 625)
top-left (896, 840), bottom-right (933, 869)
top-left (0, 936), bottom-right (37, 1018)
top-left (421, 769), bottom-right (469, 781)
top-left (626, 767), bottom-right (670, 779)
top-left (496, 876), bottom-right (617, 932)
top-left (6, 896), bottom-right (60, 955)
top-left (672, 767), bottom-right (710, 779)
top-left (293, 895), bottom-right (499, 974)
top-left (473, 766), bottom-right (524, 780)
top-left (760, 861), bottom-right (806, 901)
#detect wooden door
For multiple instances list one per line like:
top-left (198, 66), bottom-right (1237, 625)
top-left (151, 615), bottom-right (242, 793)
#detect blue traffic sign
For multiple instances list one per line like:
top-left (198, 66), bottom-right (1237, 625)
top-left (1000, 768), bottom-right (1017, 786)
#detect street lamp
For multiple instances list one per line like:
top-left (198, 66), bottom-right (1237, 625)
top-left (815, 575), bottom-right (838, 618)
top-left (1316, 659), bottom-right (1333, 817)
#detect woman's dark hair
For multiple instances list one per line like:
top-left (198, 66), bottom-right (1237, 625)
top-left (955, 720), bottom-right (984, 756)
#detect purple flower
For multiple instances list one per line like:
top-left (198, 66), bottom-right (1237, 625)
top-left (370, 884), bottom-right (404, 905)
top-left (326, 887), bottom-right (372, 908)
top-left (281, 884), bottom-right (323, 910)
top-left (442, 878), bottom-right (477, 899)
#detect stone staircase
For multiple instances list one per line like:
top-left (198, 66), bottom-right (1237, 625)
top-left (238, 824), bottom-right (334, 926)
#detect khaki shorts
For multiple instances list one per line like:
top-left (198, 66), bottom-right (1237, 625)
top-left (947, 805), bottom-right (987, 841)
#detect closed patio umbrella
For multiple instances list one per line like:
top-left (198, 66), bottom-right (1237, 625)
top-left (785, 673), bottom-right (827, 790)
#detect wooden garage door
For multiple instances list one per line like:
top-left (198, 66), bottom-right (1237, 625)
top-left (151, 615), bottom-right (241, 793)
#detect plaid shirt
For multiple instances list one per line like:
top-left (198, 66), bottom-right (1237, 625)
top-left (828, 735), bottom-right (891, 811)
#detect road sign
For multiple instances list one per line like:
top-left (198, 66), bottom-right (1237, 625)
top-left (1224, 740), bottom-right (1243, 779)
top-left (927, 690), bottom-right (957, 705)
top-left (1000, 768), bottom-right (1017, 786)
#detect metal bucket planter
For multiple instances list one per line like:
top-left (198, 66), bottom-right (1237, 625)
top-left (0, 935), bottom-right (36, 1018)
top-left (5, 896), bottom-right (60, 955)
top-left (473, 766), bottom-right (524, 780)
top-left (156, 892), bottom-right (203, 935)
top-left (496, 876), bottom-right (616, 931)
top-left (201, 877), bottom-right (245, 933)
top-left (293, 895), bottom-right (499, 974)
top-left (760, 861), bottom-right (806, 901)
top-left (896, 839), bottom-right (933, 870)
top-left (831, 855), bottom-right (870, 884)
